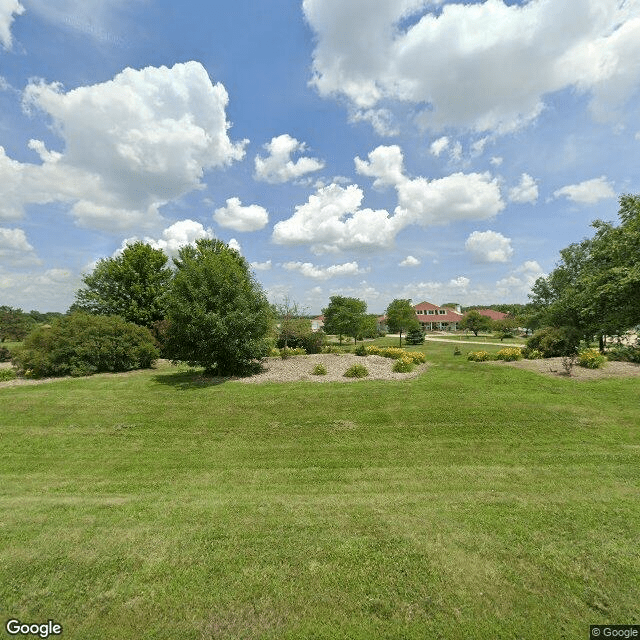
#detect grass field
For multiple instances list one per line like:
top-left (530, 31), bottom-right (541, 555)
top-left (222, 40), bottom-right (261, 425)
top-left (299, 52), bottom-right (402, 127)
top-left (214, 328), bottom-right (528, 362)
top-left (1, 341), bottom-right (639, 639)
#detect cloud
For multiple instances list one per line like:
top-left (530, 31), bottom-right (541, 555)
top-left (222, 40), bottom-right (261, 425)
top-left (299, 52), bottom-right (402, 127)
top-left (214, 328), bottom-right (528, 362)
top-left (250, 260), bottom-right (272, 271)
top-left (399, 255), bottom-right (420, 267)
top-left (465, 230), bottom-right (514, 263)
top-left (490, 156), bottom-right (503, 167)
top-left (496, 260), bottom-right (545, 298)
top-left (0, 226), bottom-right (40, 265)
top-left (509, 173), bottom-right (539, 204)
top-left (1, 62), bottom-right (246, 230)
top-left (0, 0), bottom-right (24, 50)
top-left (282, 260), bottom-right (369, 280)
top-left (349, 107), bottom-right (399, 136)
top-left (213, 197), bottom-right (269, 232)
top-left (228, 238), bottom-right (242, 254)
top-left (120, 219), bottom-right (215, 260)
top-left (304, 0), bottom-right (640, 133)
top-left (357, 145), bottom-right (505, 226)
top-left (430, 136), bottom-right (449, 157)
top-left (254, 134), bottom-right (324, 184)
top-left (272, 182), bottom-right (401, 254)
top-left (275, 144), bottom-right (504, 254)
top-left (0, 265), bottom-right (75, 311)
top-left (553, 176), bottom-right (616, 204)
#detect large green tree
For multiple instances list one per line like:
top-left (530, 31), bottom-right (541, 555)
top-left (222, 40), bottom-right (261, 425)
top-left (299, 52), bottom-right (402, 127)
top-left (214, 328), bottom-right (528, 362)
top-left (385, 299), bottom-right (419, 346)
top-left (322, 296), bottom-right (367, 345)
top-left (164, 239), bottom-right (272, 376)
top-left (459, 310), bottom-right (493, 337)
top-left (0, 306), bottom-right (36, 342)
top-left (530, 194), bottom-right (640, 349)
top-left (73, 241), bottom-right (172, 328)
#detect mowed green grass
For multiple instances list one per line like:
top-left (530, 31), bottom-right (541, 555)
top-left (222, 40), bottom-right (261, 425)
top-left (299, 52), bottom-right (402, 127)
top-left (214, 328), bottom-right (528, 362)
top-left (1, 341), bottom-right (639, 639)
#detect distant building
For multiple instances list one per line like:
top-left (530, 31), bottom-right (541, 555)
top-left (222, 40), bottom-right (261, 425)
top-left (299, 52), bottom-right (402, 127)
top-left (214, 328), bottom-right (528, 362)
top-left (311, 315), bottom-right (324, 332)
top-left (473, 309), bottom-right (509, 322)
top-left (378, 301), bottom-right (464, 333)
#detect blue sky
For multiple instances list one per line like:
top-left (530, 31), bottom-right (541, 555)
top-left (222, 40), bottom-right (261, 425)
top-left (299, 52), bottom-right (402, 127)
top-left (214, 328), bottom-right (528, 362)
top-left (1, 0), bottom-right (639, 314)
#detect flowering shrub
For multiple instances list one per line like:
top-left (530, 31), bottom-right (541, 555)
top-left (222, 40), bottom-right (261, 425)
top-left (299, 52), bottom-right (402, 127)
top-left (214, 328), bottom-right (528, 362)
top-left (269, 348), bottom-right (281, 357)
top-left (578, 349), bottom-right (606, 369)
top-left (467, 351), bottom-right (493, 362)
top-left (312, 363), bottom-right (327, 375)
top-left (279, 347), bottom-right (307, 359)
top-left (496, 347), bottom-right (523, 362)
top-left (521, 347), bottom-right (543, 359)
top-left (406, 351), bottom-right (426, 364)
top-left (392, 357), bottom-right (415, 373)
top-left (343, 364), bottom-right (369, 378)
top-left (365, 345), bottom-right (382, 355)
top-left (0, 368), bottom-right (17, 381)
top-left (321, 345), bottom-right (342, 354)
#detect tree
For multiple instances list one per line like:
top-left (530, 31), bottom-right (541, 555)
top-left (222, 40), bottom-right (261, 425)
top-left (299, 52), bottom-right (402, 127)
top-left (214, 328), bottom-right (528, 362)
top-left (0, 306), bottom-right (35, 342)
top-left (73, 241), bottom-right (172, 328)
top-left (529, 194), bottom-right (640, 350)
top-left (322, 296), bottom-right (367, 345)
top-left (164, 239), bottom-right (272, 376)
top-left (459, 310), bottom-right (492, 336)
top-left (357, 314), bottom-right (379, 340)
top-left (492, 317), bottom-right (518, 341)
top-left (274, 296), bottom-right (308, 350)
top-left (385, 299), bottom-right (419, 346)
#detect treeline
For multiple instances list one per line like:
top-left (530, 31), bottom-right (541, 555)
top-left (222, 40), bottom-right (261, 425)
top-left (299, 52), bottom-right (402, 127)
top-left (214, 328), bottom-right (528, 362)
top-left (0, 307), bottom-right (63, 342)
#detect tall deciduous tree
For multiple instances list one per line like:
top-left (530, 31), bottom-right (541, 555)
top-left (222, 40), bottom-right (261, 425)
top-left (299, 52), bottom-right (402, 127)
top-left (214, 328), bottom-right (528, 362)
top-left (73, 241), bottom-right (172, 328)
top-left (385, 299), bottom-right (419, 346)
top-left (530, 194), bottom-right (640, 349)
top-left (322, 296), bottom-right (367, 345)
top-left (164, 239), bottom-right (272, 376)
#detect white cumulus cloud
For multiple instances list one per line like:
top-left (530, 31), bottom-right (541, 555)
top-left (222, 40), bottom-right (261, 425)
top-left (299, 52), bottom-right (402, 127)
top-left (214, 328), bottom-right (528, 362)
top-left (496, 260), bottom-right (545, 298)
top-left (430, 136), bottom-right (450, 157)
top-left (553, 176), bottom-right (616, 204)
top-left (399, 255), bottom-right (420, 267)
top-left (0, 226), bottom-right (40, 265)
top-left (254, 134), bottom-right (324, 184)
top-left (0, 0), bottom-right (24, 50)
top-left (250, 260), bottom-right (272, 271)
top-left (465, 230), bottom-right (514, 263)
top-left (304, 0), bottom-right (640, 133)
top-left (213, 197), bottom-right (269, 232)
top-left (282, 260), bottom-right (368, 280)
top-left (1, 62), bottom-right (246, 230)
top-left (509, 173), bottom-right (538, 204)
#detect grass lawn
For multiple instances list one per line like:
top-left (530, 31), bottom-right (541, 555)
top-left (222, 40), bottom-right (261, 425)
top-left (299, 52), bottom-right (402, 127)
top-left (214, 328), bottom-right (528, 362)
top-left (1, 341), bottom-right (639, 639)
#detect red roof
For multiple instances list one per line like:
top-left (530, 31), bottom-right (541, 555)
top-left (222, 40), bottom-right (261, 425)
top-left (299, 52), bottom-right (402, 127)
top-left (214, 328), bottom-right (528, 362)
top-left (473, 309), bottom-right (508, 321)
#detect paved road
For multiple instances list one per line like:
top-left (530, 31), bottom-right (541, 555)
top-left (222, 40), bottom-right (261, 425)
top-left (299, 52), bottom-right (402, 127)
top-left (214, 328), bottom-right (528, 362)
top-left (385, 334), bottom-right (524, 347)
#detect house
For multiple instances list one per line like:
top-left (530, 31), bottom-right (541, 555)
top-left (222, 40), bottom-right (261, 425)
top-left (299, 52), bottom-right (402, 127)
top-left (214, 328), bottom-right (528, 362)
top-left (378, 301), bottom-right (464, 333)
top-left (311, 315), bottom-right (324, 332)
top-left (473, 309), bottom-right (509, 322)
top-left (413, 301), bottom-right (464, 331)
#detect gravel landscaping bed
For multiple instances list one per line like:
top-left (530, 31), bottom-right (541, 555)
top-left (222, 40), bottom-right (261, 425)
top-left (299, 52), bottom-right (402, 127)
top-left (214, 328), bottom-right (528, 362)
top-left (486, 357), bottom-right (640, 380)
top-left (235, 353), bottom-right (428, 384)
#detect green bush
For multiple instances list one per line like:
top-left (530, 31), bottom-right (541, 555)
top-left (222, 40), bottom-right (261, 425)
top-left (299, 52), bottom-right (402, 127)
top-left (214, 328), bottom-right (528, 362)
top-left (392, 357), bottom-right (414, 373)
top-left (279, 347), bottom-right (307, 359)
top-left (496, 347), bottom-right (523, 362)
top-left (578, 349), bottom-right (606, 369)
top-left (312, 363), bottom-right (327, 375)
top-left (0, 368), bottom-right (17, 381)
top-left (405, 327), bottom-right (425, 345)
top-left (343, 364), bottom-right (368, 378)
top-left (354, 344), bottom-right (367, 356)
top-left (12, 313), bottom-right (159, 378)
top-left (606, 343), bottom-right (640, 363)
top-left (0, 346), bottom-right (11, 362)
top-left (467, 351), bottom-right (493, 362)
top-left (453, 346), bottom-right (461, 356)
top-left (521, 346), bottom-right (543, 359)
top-left (276, 323), bottom-right (324, 354)
top-left (526, 326), bottom-right (581, 358)
top-left (321, 345), bottom-right (341, 354)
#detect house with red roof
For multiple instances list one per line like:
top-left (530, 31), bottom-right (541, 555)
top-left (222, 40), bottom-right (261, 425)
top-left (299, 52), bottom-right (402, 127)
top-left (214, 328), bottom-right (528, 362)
top-left (378, 301), bottom-right (464, 332)
top-left (472, 309), bottom-right (509, 322)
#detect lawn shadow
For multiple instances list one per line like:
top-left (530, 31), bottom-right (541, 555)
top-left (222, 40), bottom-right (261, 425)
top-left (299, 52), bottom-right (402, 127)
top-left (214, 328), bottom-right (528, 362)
top-left (152, 369), bottom-right (230, 390)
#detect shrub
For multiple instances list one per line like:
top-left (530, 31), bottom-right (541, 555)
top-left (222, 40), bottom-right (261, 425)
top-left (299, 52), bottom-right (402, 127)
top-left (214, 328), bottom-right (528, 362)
top-left (467, 351), bottom-right (492, 362)
top-left (526, 326), bottom-right (581, 358)
top-left (269, 348), bottom-right (281, 357)
top-left (354, 344), bottom-right (367, 356)
top-left (392, 357), bottom-right (414, 373)
top-left (405, 327), bottom-right (425, 345)
top-left (312, 363), bottom-right (327, 375)
top-left (453, 346), bottom-right (461, 356)
top-left (343, 364), bottom-right (368, 378)
top-left (378, 347), bottom-right (405, 360)
top-left (606, 343), bottom-right (640, 363)
top-left (578, 348), bottom-right (606, 369)
top-left (365, 345), bottom-right (382, 356)
top-left (0, 368), bottom-right (17, 381)
top-left (279, 347), bottom-right (306, 359)
top-left (496, 347), bottom-right (523, 362)
top-left (521, 346), bottom-right (543, 359)
top-left (406, 351), bottom-right (426, 364)
top-left (11, 313), bottom-right (159, 378)
top-left (0, 346), bottom-right (12, 362)
top-left (276, 324), bottom-right (324, 354)
top-left (321, 345), bottom-right (342, 354)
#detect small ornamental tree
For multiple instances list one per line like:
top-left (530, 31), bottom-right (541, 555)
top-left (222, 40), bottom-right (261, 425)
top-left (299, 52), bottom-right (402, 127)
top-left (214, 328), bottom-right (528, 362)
top-left (322, 296), bottom-right (367, 345)
top-left (164, 239), bottom-right (272, 376)
top-left (385, 299), bottom-right (419, 346)
top-left (73, 241), bottom-right (172, 328)
top-left (459, 310), bottom-right (493, 336)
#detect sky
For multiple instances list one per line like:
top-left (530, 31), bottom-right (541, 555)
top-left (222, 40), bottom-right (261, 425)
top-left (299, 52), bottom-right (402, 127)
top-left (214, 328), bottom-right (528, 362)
top-left (1, 0), bottom-right (639, 315)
